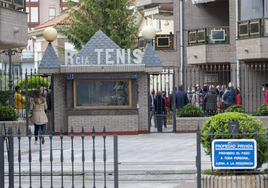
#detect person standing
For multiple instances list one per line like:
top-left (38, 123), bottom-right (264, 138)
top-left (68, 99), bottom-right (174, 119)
top-left (236, 88), bottom-right (242, 105)
top-left (168, 87), bottom-right (177, 112)
top-left (154, 91), bottom-right (166, 132)
top-left (162, 91), bottom-right (168, 128)
top-left (191, 86), bottom-right (203, 109)
top-left (30, 89), bottom-right (48, 144)
top-left (223, 82), bottom-right (237, 110)
top-left (150, 89), bottom-right (156, 128)
top-left (175, 85), bottom-right (188, 111)
top-left (204, 85), bottom-right (217, 115)
top-left (263, 84), bottom-right (268, 104)
top-left (14, 86), bottom-right (26, 118)
top-left (46, 85), bottom-right (52, 134)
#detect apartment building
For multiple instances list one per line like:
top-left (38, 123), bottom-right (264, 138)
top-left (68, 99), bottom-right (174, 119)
top-left (26, 0), bottom-right (68, 31)
top-left (136, 0), bottom-right (268, 112)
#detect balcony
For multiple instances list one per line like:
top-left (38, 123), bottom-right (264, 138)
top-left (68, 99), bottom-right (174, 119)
top-left (136, 0), bottom-right (173, 7)
top-left (136, 1), bottom-right (173, 20)
top-left (0, 2), bottom-right (28, 50)
top-left (237, 18), bottom-right (268, 61)
top-left (187, 26), bottom-right (231, 65)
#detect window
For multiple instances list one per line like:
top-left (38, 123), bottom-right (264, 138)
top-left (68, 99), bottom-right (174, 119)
top-left (198, 29), bottom-right (205, 42)
top-left (74, 80), bottom-right (131, 108)
top-left (31, 7), bottom-right (38, 22)
top-left (26, 7), bottom-right (29, 22)
top-left (155, 20), bottom-right (161, 30)
top-left (157, 37), bottom-right (170, 47)
top-left (241, 0), bottom-right (263, 20)
top-left (211, 30), bottom-right (225, 41)
top-left (189, 31), bottom-right (197, 43)
top-left (49, 8), bottom-right (56, 19)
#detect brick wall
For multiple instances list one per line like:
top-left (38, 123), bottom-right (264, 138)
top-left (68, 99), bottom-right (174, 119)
top-left (137, 73), bottom-right (148, 131)
top-left (54, 74), bottom-right (68, 133)
top-left (68, 115), bottom-right (139, 133)
top-left (176, 116), bottom-right (268, 133)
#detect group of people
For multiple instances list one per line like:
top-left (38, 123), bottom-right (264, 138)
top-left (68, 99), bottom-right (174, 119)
top-left (177, 82), bottom-right (241, 113)
top-left (150, 82), bottom-right (242, 132)
top-left (14, 85), bottom-right (52, 144)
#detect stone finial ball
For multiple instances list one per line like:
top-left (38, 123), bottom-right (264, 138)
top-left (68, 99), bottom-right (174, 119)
top-left (142, 26), bottom-right (156, 40)
top-left (43, 27), bottom-right (58, 42)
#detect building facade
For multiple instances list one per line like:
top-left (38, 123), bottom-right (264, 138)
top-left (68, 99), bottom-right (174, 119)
top-left (136, 0), bottom-right (268, 113)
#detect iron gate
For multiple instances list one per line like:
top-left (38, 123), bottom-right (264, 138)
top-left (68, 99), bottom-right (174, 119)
top-left (148, 69), bottom-right (176, 133)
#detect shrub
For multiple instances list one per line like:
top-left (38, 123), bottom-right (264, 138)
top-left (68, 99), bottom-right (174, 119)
top-left (225, 105), bottom-right (245, 113)
top-left (177, 103), bottom-right (203, 117)
top-left (201, 112), bottom-right (267, 168)
top-left (0, 105), bottom-right (19, 121)
top-left (18, 76), bottom-right (49, 90)
top-left (0, 90), bottom-right (9, 106)
top-left (252, 104), bottom-right (268, 116)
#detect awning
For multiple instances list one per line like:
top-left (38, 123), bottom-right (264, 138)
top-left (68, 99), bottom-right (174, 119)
top-left (144, 6), bottom-right (160, 17)
top-left (192, 0), bottom-right (216, 4)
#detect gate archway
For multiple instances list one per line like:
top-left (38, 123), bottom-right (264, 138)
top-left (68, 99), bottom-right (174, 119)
top-left (148, 69), bottom-right (176, 133)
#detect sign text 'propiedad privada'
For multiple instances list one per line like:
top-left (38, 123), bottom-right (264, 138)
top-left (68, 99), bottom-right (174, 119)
top-left (212, 139), bottom-right (257, 169)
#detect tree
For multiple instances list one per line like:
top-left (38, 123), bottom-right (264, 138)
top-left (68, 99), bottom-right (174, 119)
top-left (57, 0), bottom-right (139, 50)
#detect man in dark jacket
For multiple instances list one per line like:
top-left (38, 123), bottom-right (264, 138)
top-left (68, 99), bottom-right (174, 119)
top-left (175, 85), bottom-right (188, 111)
top-left (168, 87), bottom-right (177, 111)
top-left (223, 82), bottom-right (237, 110)
top-left (45, 85), bottom-right (52, 134)
top-left (204, 86), bottom-right (217, 115)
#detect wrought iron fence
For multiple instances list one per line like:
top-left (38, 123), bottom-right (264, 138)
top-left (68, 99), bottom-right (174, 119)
top-left (196, 123), bottom-right (268, 188)
top-left (176, 64), bottom-right (268, 116)
top-left (0, 126), bottom-right (119, 188)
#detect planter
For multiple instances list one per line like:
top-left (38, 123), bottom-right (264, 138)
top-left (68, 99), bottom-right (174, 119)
top-left (195, 174), bottom-right (268, 188)
top-left (176, 117), bottom-right (209, 132)
top-left (0, 120), bottom-right (27, 136)
top-left (176, 116), bottom-right (268, 133)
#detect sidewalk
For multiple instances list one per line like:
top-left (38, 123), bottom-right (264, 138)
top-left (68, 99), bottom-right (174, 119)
top-left (3, 133), bottom-right (211, 187)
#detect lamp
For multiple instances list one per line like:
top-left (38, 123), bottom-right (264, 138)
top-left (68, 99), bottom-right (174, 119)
top-left (43, 27), bottom-right (58, 43)
top-left (142, 25), bottom-right (156, 42)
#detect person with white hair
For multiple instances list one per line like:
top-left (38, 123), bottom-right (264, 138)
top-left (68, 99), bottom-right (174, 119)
top-left (223, 82), bottom-right (237, 110)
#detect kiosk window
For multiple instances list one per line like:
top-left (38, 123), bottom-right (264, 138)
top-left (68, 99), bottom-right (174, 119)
top-left (74, 80), bottom-right (131, 108)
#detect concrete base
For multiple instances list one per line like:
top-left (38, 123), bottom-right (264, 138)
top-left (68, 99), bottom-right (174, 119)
top-left (0, 120), bottom-right (27, 136)
top-left (196, 174), bottom-right (268, 188)
top-left (176, 116), bottom-right (268, 132)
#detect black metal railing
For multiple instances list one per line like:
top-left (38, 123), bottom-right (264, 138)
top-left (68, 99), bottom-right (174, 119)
top-left (188, 26), bottom-right (230, 45)
top-left (238, 18), bottom-right (268, 39)
top-left (0, 126), bottom-right (119, 188)
top-left (196, 123), bottom-right (268, 188)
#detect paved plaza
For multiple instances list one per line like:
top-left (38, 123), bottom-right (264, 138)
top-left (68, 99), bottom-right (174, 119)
top-left (3, 133), bottom-right (211, 188)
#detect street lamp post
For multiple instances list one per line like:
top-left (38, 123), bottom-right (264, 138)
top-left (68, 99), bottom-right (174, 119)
top-left (0, 49), bottom-right (22, 106)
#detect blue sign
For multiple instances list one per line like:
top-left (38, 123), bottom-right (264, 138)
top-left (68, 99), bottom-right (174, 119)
top-left (212, 139), bottom-right (257, 169)
top-left (67, 74), bottom-right (73, 79)
top-left (131, 73), bottom-right (137, 78)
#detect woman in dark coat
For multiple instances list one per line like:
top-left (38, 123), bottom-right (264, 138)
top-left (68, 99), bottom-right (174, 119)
top-left (204, 86), bottom-right (217, 115)
top-left (154, 91), bottom-right (166, 132)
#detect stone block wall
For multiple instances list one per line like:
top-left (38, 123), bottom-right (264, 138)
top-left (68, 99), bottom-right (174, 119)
top-left (0, 121), bottom-right (27, 136)
top-left (137, 73), bottom-right (149, 132)
top-left (53, 74), bottom-right (68, 133)
top-left (176, 117), bottom-right (209, 132)
top-left (68, 115), bottom-right (139, 134)
top-left (176, 116), bottom-right (268, 133)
